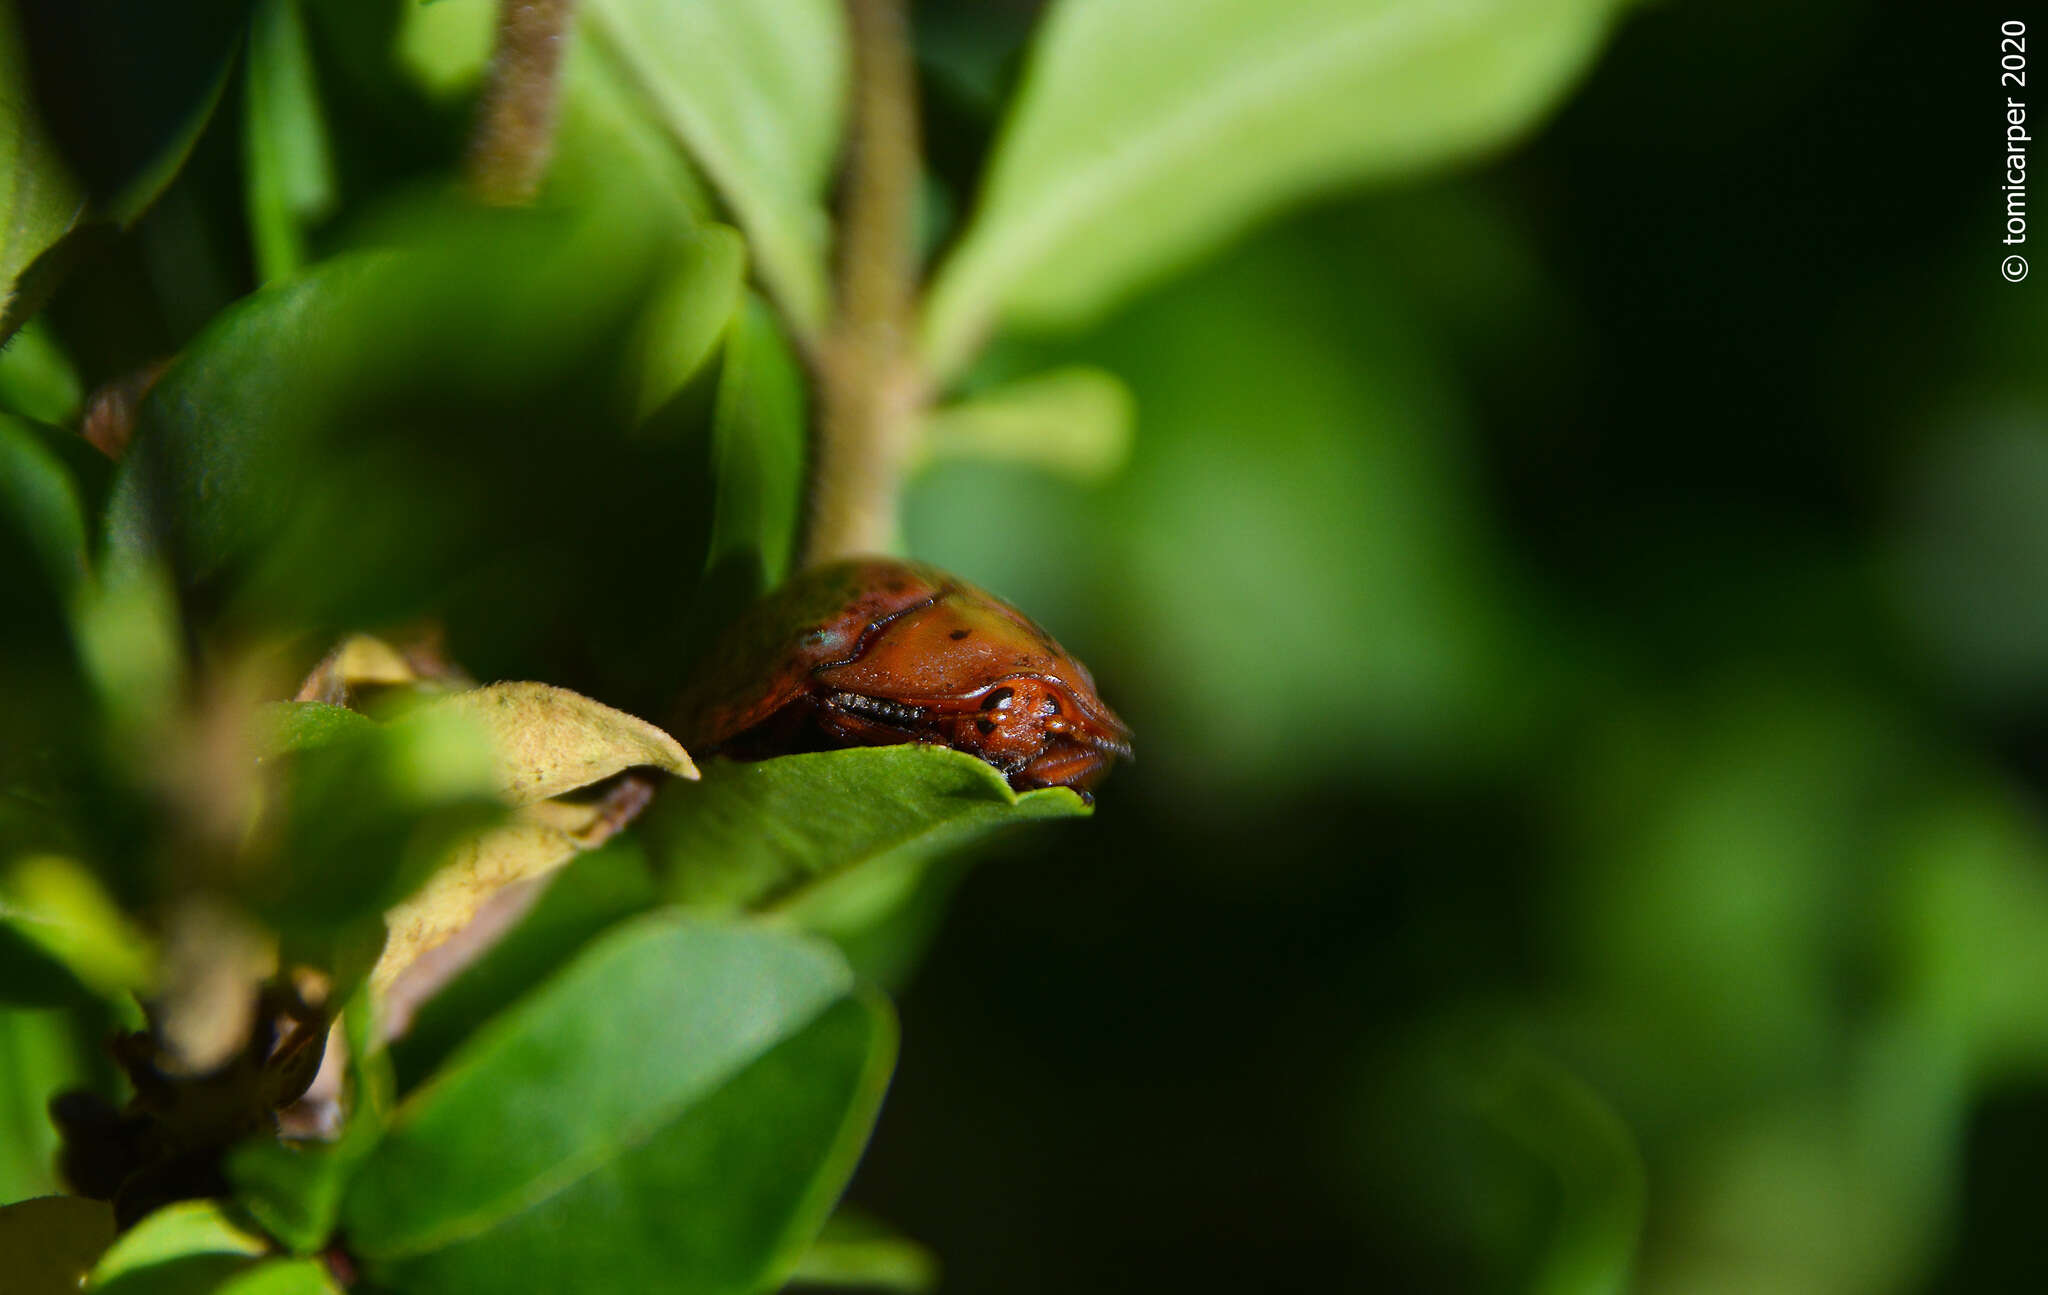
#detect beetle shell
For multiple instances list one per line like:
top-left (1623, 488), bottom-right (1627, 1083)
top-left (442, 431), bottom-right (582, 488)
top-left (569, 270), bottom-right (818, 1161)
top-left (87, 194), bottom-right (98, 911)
top-left (676, 558), bottom-right (1132, 793)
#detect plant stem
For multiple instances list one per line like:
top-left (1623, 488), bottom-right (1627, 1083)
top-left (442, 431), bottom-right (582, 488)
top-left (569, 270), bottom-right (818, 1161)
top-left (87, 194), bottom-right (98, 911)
top-left (803, 0), bottom-right (925, 566)
top-left (467, 0), bottom-right (581, 205)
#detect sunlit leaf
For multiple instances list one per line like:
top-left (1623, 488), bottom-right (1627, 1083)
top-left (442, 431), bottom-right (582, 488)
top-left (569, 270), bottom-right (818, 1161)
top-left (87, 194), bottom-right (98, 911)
top-left (363, 989), bottom-right (893, 1294)
top-left (87, 1199), bottom-right (266, 1289)
top-left (628, 224), bottom-right (747, 421)
top-left (643, 746), bottom-right (1088, 914)
top-left (215, 1259), bottom-right (343, 1295)
top-left (388, 835), bottom-right (657, 1092)
top-left (344, 913), bottom-right (884, 1293)
top-left (584, 0), bottom-right (846, 338)
top-left (920, 0), bottom-right (1624, 378)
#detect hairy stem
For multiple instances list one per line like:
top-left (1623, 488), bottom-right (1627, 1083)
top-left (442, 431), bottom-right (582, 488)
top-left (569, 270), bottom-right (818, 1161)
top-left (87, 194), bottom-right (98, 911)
top-left (803, 0), bottom-right (925, 565)
top-left (467, 0), bottom-right (581, 205)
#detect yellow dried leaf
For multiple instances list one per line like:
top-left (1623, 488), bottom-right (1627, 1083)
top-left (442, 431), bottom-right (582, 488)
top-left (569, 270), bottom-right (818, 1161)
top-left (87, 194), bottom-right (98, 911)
top-left (411, 682), bottom-right (698, 804)
top-left (371, 815), bottom-right (582, 993)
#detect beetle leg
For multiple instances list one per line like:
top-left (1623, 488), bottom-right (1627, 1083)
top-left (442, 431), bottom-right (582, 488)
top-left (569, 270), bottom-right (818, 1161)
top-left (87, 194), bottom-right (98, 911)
top-left (815, 697), bottom-right (931, 748)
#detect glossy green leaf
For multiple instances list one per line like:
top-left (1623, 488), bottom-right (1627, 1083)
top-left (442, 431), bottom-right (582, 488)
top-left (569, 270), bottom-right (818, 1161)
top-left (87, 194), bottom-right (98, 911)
top-left (343, 913), bottom-right (856, 1257)
top-left (918, 366), bottom-right (1134, 482)
top-left (920, 0), bottom-right (1624, 378)
top-left (245, 0), bottom-right (336, 282)
top-left (0, 1195), bottom-right (116, 1293)
top-left (87, 1199), bottom-right (266, 1292)
top-left (584, 0), bottom-right (846, 338)
top-left (389, 834), bottom-right (656, 1092)
top-left (0, 3), bottom-right (86, 324)
top-left (697, 293), bottom-right (808, 632)
top-left (215, 1259), bottom-right (342, 1295)
top-left (643, 746), bottom-right (1089, 914)
top-left (363, 990), bottom-right (894, 1295)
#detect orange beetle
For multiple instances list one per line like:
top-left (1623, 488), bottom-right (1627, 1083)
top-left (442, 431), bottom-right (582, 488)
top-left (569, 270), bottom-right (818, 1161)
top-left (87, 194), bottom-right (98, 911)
top-left (676, 559), bottom-right (1132, 794)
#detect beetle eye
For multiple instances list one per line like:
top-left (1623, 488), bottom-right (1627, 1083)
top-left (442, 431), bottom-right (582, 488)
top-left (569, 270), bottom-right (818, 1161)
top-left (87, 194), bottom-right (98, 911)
top-left (1042, 695), bottom-right (1061, 716)
top-left (975, 718), bottom-right (996, 736)
top-left (980, 687), bottom-right (1013, 711)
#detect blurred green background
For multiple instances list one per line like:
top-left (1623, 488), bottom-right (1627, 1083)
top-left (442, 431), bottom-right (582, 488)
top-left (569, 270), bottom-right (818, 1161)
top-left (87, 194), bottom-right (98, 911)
top-left (2, 0), bottom-right (2042, 1290)
top-left (869, 0), bottom-right (2048, 1292)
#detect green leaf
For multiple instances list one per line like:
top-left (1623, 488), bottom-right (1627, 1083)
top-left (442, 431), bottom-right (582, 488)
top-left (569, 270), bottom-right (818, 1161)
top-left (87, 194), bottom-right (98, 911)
top-left (919, 366), bottom-right (1134, 483)
top-left (342, 913), bottom-right (855, 1257)
top-left (245, 0), bottom-right (336, 283)
top-left (256, 704), bottom-right (504, 937)
top-left (627, 224), bottom-right (747, 421)
top-left (362, 990), bottom-right (894, 1295)
top-left (1, 1), bottom-right (246, 337)
top-left (584, 0), bottom-right (846, 339)
top-left (252, 701), bottom-right (376, 759)
top-left (87, 1199), bottom-right (266, 1292)
top-left (0, 1008), bottom-right (115, 1198)
top-left (787, 1211), bottom-right (938, 1291)
top-left (394, 0), bottom-right (494, 99)
top-left (0, 1196), bottom-right (116, 1294)
top-left (920, 0), bottom-right (1624, 378)
top-left (643, 746), bottom-right (1089, 914)
top-left (370, 987), bottom-right (897, 1286)
top-left (549, 25), bottom-right (718, 230)
top-left (0, 320), bottom-right (84, 423)
top-left (389, 834), bottom-right (658, 1093)
top-left (105, 200), bottom-right (715, 644)
top-left (698, 293), bottom-right (808, 630)
top-left (0, 3), bottom-right (86, 324)
top-left (0, 411), bottom-right (89, 600)
top-left (0, 855), bottom-right (156, 999)
top-left (215, 1259), bottom-right (342, 1295)
top-left (228, 1139), bottom-right (357, 1259)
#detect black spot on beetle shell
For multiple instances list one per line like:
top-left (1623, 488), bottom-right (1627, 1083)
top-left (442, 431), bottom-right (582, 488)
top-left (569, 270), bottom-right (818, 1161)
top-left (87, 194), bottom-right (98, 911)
top-left (950, 628), bottom-right (971, 640)
top-left (975, 718), bottom-right (996, 735)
